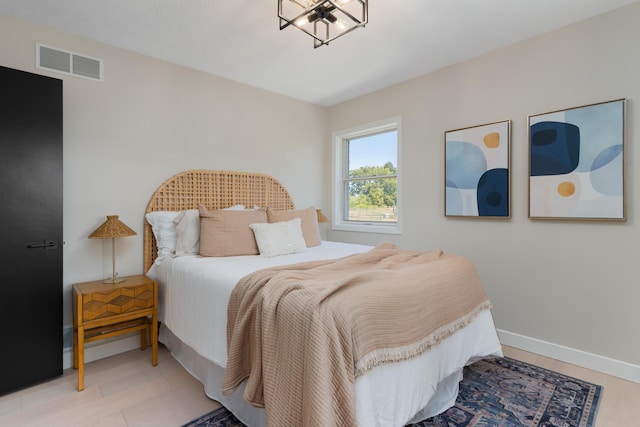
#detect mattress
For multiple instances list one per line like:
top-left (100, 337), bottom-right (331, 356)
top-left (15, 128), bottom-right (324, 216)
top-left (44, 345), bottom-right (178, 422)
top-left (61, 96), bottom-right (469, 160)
top-left (148, 241), bottom-right (503, 426)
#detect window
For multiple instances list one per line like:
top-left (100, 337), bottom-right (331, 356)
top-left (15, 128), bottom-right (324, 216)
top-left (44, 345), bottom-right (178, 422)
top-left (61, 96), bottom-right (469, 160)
top-left (332, 117), bottom-right (401, 234)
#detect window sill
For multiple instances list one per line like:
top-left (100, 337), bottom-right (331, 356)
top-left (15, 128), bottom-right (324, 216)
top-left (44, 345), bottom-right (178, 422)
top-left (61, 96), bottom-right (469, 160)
top-left (331, 222), bottom-right (401, 235)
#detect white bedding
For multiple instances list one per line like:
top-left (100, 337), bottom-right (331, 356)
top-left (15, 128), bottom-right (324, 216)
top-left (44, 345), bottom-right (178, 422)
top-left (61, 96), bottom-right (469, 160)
top-left (148, 241), bottom-right (503, 427)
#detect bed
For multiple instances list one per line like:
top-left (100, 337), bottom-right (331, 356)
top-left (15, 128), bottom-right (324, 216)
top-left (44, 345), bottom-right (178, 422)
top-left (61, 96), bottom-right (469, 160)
top-left (144, 170), bottom-right (502, 427)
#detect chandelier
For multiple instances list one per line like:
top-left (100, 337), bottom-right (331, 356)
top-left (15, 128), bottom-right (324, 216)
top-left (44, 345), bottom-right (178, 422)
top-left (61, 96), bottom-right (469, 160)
top-left (278, 0), bottom-right (368, 48)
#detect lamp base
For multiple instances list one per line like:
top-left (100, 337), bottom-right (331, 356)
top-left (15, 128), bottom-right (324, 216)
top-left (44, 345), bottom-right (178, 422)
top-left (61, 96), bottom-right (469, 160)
top-left (103, 277), bottom-right (126, 284)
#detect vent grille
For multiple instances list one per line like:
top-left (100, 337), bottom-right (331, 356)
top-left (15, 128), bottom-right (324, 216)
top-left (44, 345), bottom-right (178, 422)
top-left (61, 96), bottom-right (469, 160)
top-left (37, 43), bottom-right (103, 81)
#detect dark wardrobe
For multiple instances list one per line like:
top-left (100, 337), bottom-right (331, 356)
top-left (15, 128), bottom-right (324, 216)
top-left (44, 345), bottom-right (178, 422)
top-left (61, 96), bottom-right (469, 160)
top-left (0, 65), bottom-right (63, 395)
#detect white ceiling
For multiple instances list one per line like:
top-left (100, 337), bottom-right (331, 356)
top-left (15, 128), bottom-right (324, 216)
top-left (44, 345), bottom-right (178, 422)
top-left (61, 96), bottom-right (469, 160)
top-left (1, 0), bottom-right (638, 106)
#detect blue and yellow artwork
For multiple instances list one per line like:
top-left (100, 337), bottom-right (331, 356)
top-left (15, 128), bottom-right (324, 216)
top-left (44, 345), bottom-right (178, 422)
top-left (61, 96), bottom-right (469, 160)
top-left (445, 120), bottom-right (510, 217)
top-left (529, 99), bottom-right (625, 220)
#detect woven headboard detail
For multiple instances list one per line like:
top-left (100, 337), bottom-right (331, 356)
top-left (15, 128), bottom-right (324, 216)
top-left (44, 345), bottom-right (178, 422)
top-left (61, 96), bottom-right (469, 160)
top-left (143, 170), bottom-right (295, 272)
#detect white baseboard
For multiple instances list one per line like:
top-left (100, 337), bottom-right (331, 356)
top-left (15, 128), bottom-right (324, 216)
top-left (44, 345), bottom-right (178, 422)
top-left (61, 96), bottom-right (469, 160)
top-left (497, 329), bottom-right (640, 384)
top-left (62, 334), bottom-right (142, 370)
top-left (62, 327), bottom-right (640, 384)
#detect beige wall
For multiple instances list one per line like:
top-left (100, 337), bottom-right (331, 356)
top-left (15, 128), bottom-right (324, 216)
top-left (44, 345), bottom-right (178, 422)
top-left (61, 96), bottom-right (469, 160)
top-left (0, 14), bottom-right (328, 328)
top-left (328, 3), bottom-right (640, 370)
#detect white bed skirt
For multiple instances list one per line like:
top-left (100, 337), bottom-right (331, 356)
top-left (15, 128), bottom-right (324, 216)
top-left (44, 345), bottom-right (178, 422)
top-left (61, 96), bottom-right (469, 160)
top-left (159, 309), bottom-right (502, 427)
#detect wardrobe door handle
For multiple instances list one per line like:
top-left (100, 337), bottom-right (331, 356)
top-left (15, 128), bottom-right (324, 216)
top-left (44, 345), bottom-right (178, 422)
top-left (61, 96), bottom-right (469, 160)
top-left (27, 241), bottom-right (59, 250)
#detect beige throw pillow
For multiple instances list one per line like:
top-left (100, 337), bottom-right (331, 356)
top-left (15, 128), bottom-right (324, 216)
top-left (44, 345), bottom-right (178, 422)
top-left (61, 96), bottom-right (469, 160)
top-left (198, 205), bottom-right (267, 257)
top-left (266, 206), bottom-right (321, 247)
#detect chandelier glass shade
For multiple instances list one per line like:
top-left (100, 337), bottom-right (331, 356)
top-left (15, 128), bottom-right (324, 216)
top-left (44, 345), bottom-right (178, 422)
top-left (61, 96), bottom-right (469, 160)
top-left (278, 0), bottom-right (368, 48)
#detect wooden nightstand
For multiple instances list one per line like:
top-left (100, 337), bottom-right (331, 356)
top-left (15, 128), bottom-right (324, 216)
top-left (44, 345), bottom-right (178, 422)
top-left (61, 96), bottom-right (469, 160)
top-left (72, 274), bottom-right (158, 391)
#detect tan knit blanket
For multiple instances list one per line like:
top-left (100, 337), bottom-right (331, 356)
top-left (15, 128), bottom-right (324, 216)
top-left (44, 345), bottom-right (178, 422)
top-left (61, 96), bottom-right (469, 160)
top-left (222, 243), bottom-right (492, 427)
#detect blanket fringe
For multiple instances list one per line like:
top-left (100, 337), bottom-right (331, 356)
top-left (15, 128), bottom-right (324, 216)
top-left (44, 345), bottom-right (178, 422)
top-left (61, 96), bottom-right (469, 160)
top-left (354, 300), bottom-right (493, 377)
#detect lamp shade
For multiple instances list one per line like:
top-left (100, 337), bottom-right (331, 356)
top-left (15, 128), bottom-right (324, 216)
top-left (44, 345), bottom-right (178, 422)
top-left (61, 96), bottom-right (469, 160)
top-left (315, 209), bottom-right (330, 223)
top-left (89, 215), bottom-right (137, 239)
top-left (89, 215), bottom-right (136, 284)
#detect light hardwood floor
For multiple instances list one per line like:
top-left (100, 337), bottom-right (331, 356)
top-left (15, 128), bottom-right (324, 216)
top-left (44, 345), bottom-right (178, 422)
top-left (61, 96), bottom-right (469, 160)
top-left (0, 344), bottom-right (638, 426)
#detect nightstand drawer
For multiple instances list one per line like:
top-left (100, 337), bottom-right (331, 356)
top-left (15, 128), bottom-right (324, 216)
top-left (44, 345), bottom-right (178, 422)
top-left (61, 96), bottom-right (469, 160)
top-left (80, 282), bottom-right (155, 321)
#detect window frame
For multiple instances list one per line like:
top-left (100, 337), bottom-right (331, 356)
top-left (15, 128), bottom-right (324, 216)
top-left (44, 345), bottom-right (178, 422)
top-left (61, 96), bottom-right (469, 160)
top-left (332, 116), bottom-right (402, 235)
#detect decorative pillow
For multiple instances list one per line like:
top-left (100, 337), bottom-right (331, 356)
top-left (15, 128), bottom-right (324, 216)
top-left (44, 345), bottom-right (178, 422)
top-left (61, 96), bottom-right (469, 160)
top-left (173, 209), bottom-right (200, 256)
top-left (172, 205), bottom-right (258, 257)
top-left (145, 211), bottom-right (180, 263)
top-left (198, 205), bottom-right (268, 257)
top-left (250, 218), bottom-right (306, 257)
top-left (266, 206), bottom-right (321, 247)
top-left (225, 204), bottom-right (247, 210)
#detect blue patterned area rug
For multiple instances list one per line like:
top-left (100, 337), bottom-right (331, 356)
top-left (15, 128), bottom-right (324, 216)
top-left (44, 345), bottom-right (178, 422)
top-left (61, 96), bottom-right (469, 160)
top-left (181, 357), bottom-right (602, 427)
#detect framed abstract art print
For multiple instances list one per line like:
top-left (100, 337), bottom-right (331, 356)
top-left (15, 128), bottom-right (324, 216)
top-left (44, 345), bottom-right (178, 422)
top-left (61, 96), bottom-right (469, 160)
top-left (528, 99), bottom-right (625, 220)
top-left (445, 120), bottom-right (511, 218)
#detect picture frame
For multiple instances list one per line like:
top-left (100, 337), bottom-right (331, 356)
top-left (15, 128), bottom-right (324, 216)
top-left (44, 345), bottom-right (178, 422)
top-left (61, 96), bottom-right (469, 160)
top-left (528, 99), bottom-right (625, 221)
top-left (445, 120), bottom-right (511, 218)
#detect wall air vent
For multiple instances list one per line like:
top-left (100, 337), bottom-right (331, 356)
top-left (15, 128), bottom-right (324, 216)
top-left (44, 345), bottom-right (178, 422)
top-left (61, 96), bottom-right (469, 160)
top-left (36, 43), bottom-right (103, 82)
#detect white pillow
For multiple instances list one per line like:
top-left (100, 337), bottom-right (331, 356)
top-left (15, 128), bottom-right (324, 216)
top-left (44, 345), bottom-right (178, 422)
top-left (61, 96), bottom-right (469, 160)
top-left (249, 218), bottom-right (306, 257)
top-left (173, 209), bottom-right (200, 256)
top-left (145, 211), bottom-right (180, 263)
top-left (225, 204), bottom-right (247, 210)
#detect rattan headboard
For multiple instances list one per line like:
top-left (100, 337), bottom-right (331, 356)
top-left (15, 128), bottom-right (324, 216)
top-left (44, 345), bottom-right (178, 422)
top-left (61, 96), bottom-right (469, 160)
top-left (144, 170), bottom-right (295, 272)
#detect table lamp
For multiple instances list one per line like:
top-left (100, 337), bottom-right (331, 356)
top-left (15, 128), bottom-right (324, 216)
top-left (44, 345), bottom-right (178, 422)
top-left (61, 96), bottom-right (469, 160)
top-left (89, 215), bottom-right (137, 283)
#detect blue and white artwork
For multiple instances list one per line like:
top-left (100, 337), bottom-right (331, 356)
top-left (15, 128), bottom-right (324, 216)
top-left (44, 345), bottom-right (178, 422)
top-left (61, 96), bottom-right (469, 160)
top-left (445, 120), bottom-right (510, 217)
top-left (529, 99), bottom-right (625, 220)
